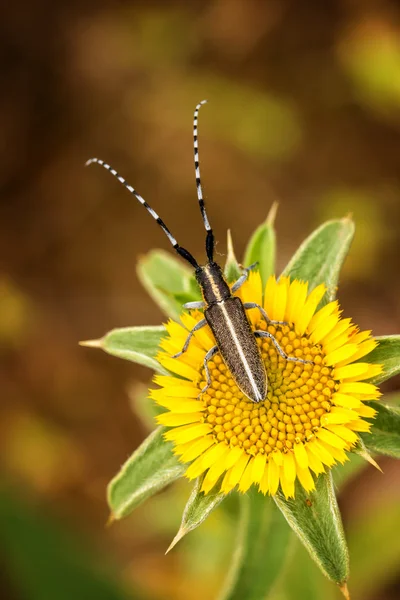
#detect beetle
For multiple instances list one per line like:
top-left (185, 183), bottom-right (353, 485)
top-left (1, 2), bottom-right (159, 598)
top-left (86, 100), bottom-right (312, 403)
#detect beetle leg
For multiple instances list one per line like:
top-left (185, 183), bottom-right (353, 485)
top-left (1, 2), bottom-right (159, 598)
top-left (199, 345), bottom-right (219, 396)
top-left (243, 302), bottom-right (288, 326)
top-left (183, 300), bottom-right (205, 310)
top-left (254, 331), bottom-right (314, 365)
top-left (172, 318), bottom-right (208, 358)
top-left (231, 261), bottom-right (258, 293)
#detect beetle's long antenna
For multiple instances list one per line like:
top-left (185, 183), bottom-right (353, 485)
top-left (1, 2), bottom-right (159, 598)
top-left (193, 100), bottom-right (215, 262)
top-left (86, 158), bottom-right (199, 269)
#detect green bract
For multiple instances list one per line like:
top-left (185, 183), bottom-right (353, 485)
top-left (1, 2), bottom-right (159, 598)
top-left (83, 213), bottom-right (400, 599)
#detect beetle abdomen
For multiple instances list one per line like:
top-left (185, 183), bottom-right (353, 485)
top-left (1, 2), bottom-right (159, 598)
top-left (204, 297), bottom-right (267, 403)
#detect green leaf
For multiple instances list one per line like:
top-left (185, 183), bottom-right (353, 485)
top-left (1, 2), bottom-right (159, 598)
top-left (167, 476), bottom-right (226, 552)
top-left (360, 400), bottom-right (400, 458)
top-left (80, 325), bottom-right (168, 374)
top-left (273, 473), bottom-right (349, 586)
top-left (218, 489), bottom-right (291, 600)
top-left (224, 230), bottom-right (242, 283)
top-left (137, 249), bottom-right (201, 320)
top-left (282, 218), bottom-right (354, 303)
top-left (243, 203), bottom-right (277, 287)
top-left (107, 427), bottom-right (186, 520)
top-left (361, 335), bottom-right (400, 384)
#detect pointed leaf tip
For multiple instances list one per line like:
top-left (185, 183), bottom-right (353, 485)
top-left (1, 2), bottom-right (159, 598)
top-left (165, 527), bottom-right (187, 554)
top-left (79, 338), bottom-right (103, 348)
top-left (225, 230), bottom-right (242, 282)
top-left (340, 582), bottom-right (351, 600)
top-left (353, 438), bottom-right (383, 472)
top-left (105, 513), bottom-right (115, 528)
top-left (266, 201), bottom-right (279, 225)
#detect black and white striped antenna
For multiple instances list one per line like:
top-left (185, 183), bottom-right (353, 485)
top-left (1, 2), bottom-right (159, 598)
top-left (85, 158), bottom-right (199, 269)
top-left (193, 100), bottom-right (214, 262)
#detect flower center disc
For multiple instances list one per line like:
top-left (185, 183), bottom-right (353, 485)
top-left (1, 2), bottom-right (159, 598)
top-left (199, 322), bottom-right (336, 458)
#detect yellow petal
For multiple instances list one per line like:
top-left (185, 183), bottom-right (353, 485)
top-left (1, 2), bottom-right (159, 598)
top-left (307, 439), bottom-right (335, 467)
top-left (272, 450), bottom-right (283, 466)
top-left (322, 408), bottom-right (358, 425)
top-left (152, 397), bottom-right (204, 413)
top-left (203, 447), bottom-right (232, 482)
top-left (296, 465), bottom-right (315, 492)
top-left (347, 420), bottom-right (371, 432)
top-left (348, 330), bottom-right (371, 345)
top-left (201, 447), bottom-right (231, 493)
top-left (339, 382), bottom-right (380, 398)
top-left (264, 275), bottom-right (277, 320)
top-left (356, 405), bottom-right (377, 418)
top-left (222, 453), bottom-right (250, 493)
top-left (308, 300), bottom-right (339, 333)
top-left (154, 375), bottom-right (196, 388)
top-left (185, 453), bottom-right (209, 480)
top-left (311, 313), bottom-right (340, 345)
top-left (344, 364), bottom-right (383, 382)
top-left (259, 462), bottom-right (270, 495)
top-left (225, 446), bottom-right (245, 470)
top-left (251, 453), bottom-right (267, 483)
top-left (238, 458), bottom-right (256, 492)
top-left (326, 424), bottom-right (358, 444)
top-left (335, 339), bottom-right (378, 367)
top-left (186, 442), bottom-right (228, 479)
top-left (268, 457), bottom-right (280, 494)
top-left (296, 284), bottom-right (326, 335)
top-left (305, 445), bottom-right (325, 474)
top-left (179, 436), bottom-right (214, 462)
top-left (272, 278), bottom-right (288, 322)
top-left (325, 445), bottom-right (349, 464)
top-left (293, 442), bottom-right (308, 468)
top-left (158, 355), bottom-right (200, 381)
top-left (164, 423), bottom-right (211, 444)
top-left (150, 385), bottom-right (199, 400)
top-left (283, 451), bottom-right (296, 482)
top-left (332, 393), bottom-right (361, 409)
top-left (285, 279), bottom-right (303, 323)
top-left (334, 363), bottom-right (371, 380)
top-left (324, 331), bottom-right (355, 355)
top-left (316, 428), bottom-right (347, 448)
top-left (156, 412), bottom-right (203, 426)
top-left (290, 281), bottom-right (309, 324)
top-left (280, 468), bottom-right (295, 498)
top-left (322, 318), bottom-right (353, 345)
top-left (324, 344), bottom-right (359, 367)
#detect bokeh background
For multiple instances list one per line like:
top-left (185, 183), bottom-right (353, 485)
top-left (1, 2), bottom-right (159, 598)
top-left (1, 1), bottom-right (400, 599)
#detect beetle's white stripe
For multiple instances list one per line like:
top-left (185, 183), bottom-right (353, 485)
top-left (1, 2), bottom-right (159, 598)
top-left (219, 303), bottom-right (263, 402)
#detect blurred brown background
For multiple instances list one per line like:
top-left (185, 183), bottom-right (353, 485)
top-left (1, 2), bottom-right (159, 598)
top-left (1, 1), bottom-right (400, 599)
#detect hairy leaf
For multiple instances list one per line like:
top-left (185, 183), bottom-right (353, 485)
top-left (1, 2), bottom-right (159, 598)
top-left (80, 326), bottom-right (168, 374)
top-left (243, 203), bottom-right (277, 287)
top-left (137, 249), bottom-right (201, 320)
top-left (108, 427), bottom-right (185, 520)
top-left (361, 400), bottom-right (400, 458)
top-left (167, 476), bottom-right (226, 552)
top-left (362, 335), bottom-right (400, 384)
top-left (274, 473), bottom-right (349, 586)
top-left (282, 218), bottom-right (354, 304)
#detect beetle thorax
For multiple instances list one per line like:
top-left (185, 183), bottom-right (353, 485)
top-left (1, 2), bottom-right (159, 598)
top-left (196, 263), bottom-right (231, 305)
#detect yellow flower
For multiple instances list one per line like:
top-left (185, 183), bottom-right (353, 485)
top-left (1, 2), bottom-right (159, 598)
top-left (151, 272), bottom-right (382, 499)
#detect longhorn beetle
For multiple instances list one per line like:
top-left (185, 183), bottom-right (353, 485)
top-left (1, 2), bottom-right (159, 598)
top-left (86, 100), bottom-right (312, 403)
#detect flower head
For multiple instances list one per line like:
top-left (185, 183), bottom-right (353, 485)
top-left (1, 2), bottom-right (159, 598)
top-left (151, 272), bottom-right (382, 499)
